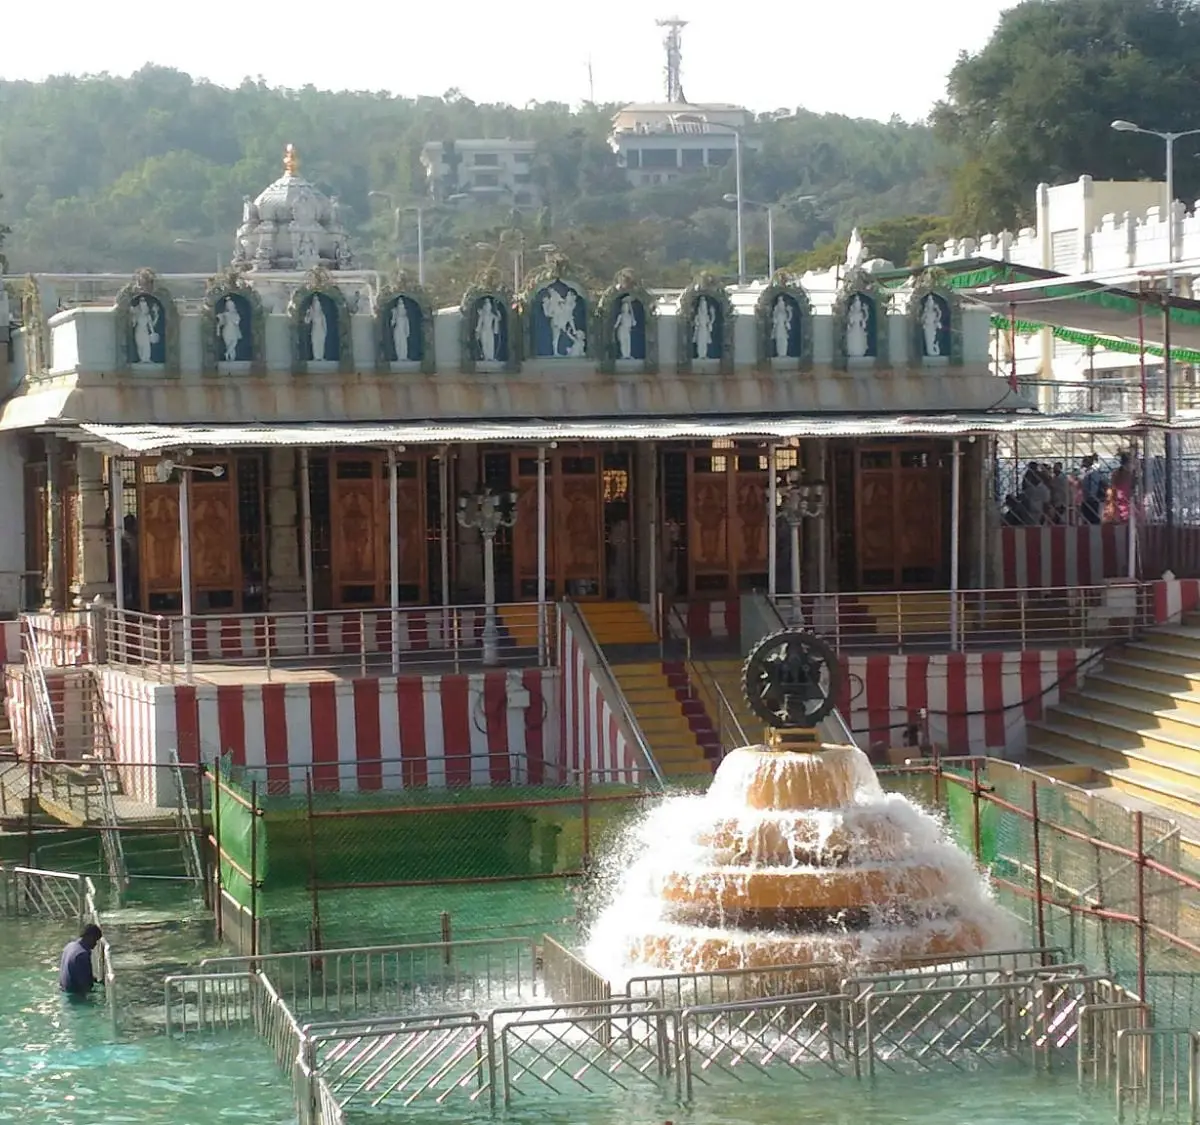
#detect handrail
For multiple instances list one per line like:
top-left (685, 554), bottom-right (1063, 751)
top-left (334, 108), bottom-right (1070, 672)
top-left (85, 672), bottom-right (128, 896)
top-left (668, 602), bottom-right (749, 755)
top-left (20, 616), bottom-right (60, 760)
top-left (561, 600), bottom-right (665, 790)
top-left (169, 750), bottom-right (203, 883)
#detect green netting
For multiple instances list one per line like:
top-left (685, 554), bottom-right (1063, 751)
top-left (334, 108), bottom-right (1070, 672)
top-left (882, 762), bottom-right (1200, 1028)
top-left (209, 759), bottom-right (266, 909)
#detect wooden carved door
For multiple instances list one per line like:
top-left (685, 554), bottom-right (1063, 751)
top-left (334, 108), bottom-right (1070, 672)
top-left (390, 458), bottom-right (427, 604)
top-left (190, 478), bottom-right (239, 609)
top-left (854, 445), bottom-right (944, 589)
top-left (331, 457), bottom-right (385, 606)
top-left (556, 455), bottom-right (602, 598)
top-left (685, 449), bottom-right (768, 597)
top-left (140, 485), bottom-right (182, 605)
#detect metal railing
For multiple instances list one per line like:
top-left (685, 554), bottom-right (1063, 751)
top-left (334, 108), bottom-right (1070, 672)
top-left (101, 602), bottom-right (557, 683)
top-left (667, 602), bottom-right (750, 757)
top-left (561, 601), bottom-right (665, 789)
top-left (199, 936), bottom-right (540, 1019)
top-left (769, 583), bottom-right (1152, 653)
top-left (540, 934), bottom-right (611, 1008)
top-left (169, 750), bottom-right (203, 884)
top-left (1115, 1027), bottom-right (1199, 1123)
top-left (0, 864), bottom-right (88, 921)
top-left (20, 616), bottom-right (61, 759)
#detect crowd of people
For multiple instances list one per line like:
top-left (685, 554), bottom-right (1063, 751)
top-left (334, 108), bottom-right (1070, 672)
top-left (1001, 453), bottom-right (1134, 527)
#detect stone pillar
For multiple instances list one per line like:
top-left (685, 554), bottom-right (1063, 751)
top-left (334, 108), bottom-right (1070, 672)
top-left (634, 442), bottom-right (656, 605)
top-left (43, 438), bottom-right (65, 610)
top-left (71, 447), bottom-right (114, 606)
top-left (266, 448), bottom-right (304, 611)
top-left (455, 446), bottom-right (483, 600)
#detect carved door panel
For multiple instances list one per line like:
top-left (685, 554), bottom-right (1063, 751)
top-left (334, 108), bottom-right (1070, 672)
top-left (734, 473), bottom-right (768, 578)
top-left (895, 467), bottom-right (941, 586)
top-left (688, 465), bottom-right (729, 595)
top-left (512, 476), bottom-right (545, 600)
top-left (854, 445), bottom-right (944, 589)
top-left (331, 458), bottom-right (383, 606)
top-left (141, 485), bottom-right (182, 595)
top-left (390, 466), bottom-right (426, 601)
top-left (190, 484), bottom-right (237, 592)
top-left (856, 466), bottom-right (896, 588)
top-left (557, 469), bottom-right (602, 597)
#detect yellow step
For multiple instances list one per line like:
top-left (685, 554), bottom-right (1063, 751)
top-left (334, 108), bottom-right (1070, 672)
top-left (579, 601), bottom-right (657, 645)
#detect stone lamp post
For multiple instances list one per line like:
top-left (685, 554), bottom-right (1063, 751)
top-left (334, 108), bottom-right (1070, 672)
top-left (778, 468), bottom-right (826, 624)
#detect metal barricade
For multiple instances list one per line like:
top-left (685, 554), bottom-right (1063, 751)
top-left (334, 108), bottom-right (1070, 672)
top-left (1116, 1027), bottom-right (1200, 1124)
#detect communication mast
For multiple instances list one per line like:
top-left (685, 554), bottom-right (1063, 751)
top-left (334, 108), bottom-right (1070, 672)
top-left (657, 17), bottom-right (688, 104)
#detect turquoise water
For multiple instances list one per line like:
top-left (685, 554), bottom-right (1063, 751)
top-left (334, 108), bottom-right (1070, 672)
top-left (0, 915), bottom-right (295, 1125)
top-left (0, 887), bottom-right (1120, 1125)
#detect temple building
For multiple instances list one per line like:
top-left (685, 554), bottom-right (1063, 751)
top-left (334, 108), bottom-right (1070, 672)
top-left (0, 146), bottom-right (1038, 626)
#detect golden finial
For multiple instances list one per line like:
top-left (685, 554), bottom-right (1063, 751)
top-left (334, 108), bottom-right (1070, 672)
top-left (283, 144), bottom-right (299, 175)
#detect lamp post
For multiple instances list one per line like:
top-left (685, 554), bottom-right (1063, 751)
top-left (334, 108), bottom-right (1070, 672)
top-left (1111, 119), bottom-right (1200, 523)
top-left (700, 122), bottom-right (746, 285)
top-left (475, 229), bottom-right (527, 290)
top-left (722, 194), bottom-right (817, 279)
top-left (457, 485), bottom-right (518, 666)
top-left (369, 192), bottom-right (469, 285)
top-left (777, 466), bottom-right (826, 624)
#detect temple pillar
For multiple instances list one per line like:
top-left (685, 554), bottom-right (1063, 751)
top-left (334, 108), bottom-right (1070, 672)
top-left (455, 446), bottom-right (484, 600)
top-left (266, 448), bottom-right (304, 611)
top-left (801, 440), bottom-right (824, 592)
top-left (71, 447), bottom-right (114, 606)
top-left (635, 442), bottom-right (656, 607)
top-left (43, 438), bottom-right (65, 610)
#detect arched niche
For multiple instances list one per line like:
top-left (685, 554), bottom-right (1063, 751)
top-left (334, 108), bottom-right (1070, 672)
top-left (201, 269), bottom-right (265, 374)
top-left (754, 277), bottom-right (813, 368)
top-left (832, 270), bottom-right (890, 368)
top-left (909, 275), bottom-right (962, 365)
top-left (518, 255), bottom-right (590, 362)
top-left (288, 268), bottom-right (354, 373)
top-left (115, 268), bottom-right (180, 374)
top-left (460, 271), bottom-right (519, 373)
top-left (676, 273), bottom-right (734, 374)
top-left (375, 274), bottom-right (434, 373)
top-left (596, 269), bottom-right (657, 374)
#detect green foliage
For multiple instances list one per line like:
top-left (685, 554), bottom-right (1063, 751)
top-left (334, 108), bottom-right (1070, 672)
top-left (935, 0), bottom-right (1200, 230)
top-left (785, 214), bottom-right (955, 273)
top-left (0, 66), bottom-right (954, 283)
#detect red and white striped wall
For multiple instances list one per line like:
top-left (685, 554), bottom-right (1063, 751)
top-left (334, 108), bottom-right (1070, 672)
top-left (96, 666), bottom-right (558, 801)
top-left (0, 620), bottom-right (19, 663)
top-left (559, 613), bottom-right (643, 785)
top-left (666, 600), bottom-right (741, 642)
top-left (837, 649), bottom-right (1093, 757)
top-left (1150, 578), bottom-right (1200, 625)
top-left (999, 525), bottom-right (1128, 588)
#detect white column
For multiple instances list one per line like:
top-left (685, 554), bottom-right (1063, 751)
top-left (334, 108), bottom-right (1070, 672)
top-left (179, 470), bottom-right (194, 683)
top-left (299, 448), bottom-right (314, 656)
top-left (388, 448), bottom-right (400, 674)
top-left (439, 445), bottom-right (451, 642)
top-left (789, 521), bottom-right (802, 623)
top-left (1128, 439), bottom-right (1139, 580)
top-left (648, 446), bottom-right (658, 624)
top-left (536, 446), bottom-right (548, 665)
top-left (949, 438), bottom-right (962, 651)
top-left (767, 445), bottom-right (778, 598)
top-left (482, 529), bottom-right (498, 666)
top-left (111, 461), bottom-right (125, 612)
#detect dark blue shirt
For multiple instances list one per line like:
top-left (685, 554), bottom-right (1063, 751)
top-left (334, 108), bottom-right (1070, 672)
top-left (58, 940), bottom-right (95, 995)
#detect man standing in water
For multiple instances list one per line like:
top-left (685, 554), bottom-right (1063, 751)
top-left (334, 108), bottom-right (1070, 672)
top-left (59, 923), bottom-right (102, 996)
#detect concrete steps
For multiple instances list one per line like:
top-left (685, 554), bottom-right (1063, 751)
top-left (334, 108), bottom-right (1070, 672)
top-left (1026, 621), bottom-right (1200, 839)
top-left (578, 601), bottom-right (657, 647)
top-left (611, 661), bottom-right (711, 777)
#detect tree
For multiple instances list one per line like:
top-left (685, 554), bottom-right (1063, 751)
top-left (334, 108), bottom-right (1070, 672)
top-left (934, 0), bottom-right (1200, 230)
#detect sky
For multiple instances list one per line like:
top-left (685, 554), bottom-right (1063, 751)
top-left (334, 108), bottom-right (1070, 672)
top-left (2, 1), bottom-right (1016, 122)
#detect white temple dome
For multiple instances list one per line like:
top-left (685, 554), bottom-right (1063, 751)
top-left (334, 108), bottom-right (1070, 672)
top-left (233, 144), bottom-right (354, 272)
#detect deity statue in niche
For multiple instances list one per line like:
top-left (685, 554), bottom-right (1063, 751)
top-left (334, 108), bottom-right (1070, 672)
top-left (305, 295), bottom-right (332, 361)
top-left (614, 296), bottom-right (639, 359)
top-left (475, 298), bottom-right (503, 362)
top-left (771, 294), bottom-right (801, 358)
top-left (130, 296), bottom-right (163, 364)
top-left (692, 296), bottom-right (716, 359)
top-left (294, 229), bottom-right (320, 270)
top-left (216, 297), bottom-right (243, 362)
top-left (845, 294), bottom-right (873, 358)
top-left (391, 298), bottom-right (411, 361)
top-left (920, 294), bottom-right (950, 357)
top-left (537, 281), bottom-right (586, 357)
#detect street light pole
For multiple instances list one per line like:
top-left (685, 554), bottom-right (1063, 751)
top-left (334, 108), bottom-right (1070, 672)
top-left (733, 128), bottom-right (745, 286)
top-left (766, 206), bottom-right (775, 278)
top-left (1111, 119), bottom-right (1200, 525)
top-left (415, 207), bottom-right (425, 287)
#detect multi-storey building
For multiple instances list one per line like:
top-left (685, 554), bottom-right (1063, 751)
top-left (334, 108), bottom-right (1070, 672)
top-left (420, 139), bottom-right (542, 207)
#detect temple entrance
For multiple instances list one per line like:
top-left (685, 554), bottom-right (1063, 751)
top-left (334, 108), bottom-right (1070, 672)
top-left (660, 443), bottom-right (769, 599)
top-left (129, 454), bottom-right (266, 614)
top-left (308, 451), bottom-right (441, 609)
top-left (834, 441), bottom-right (947, 590)
top-left (480, 447), bottom-right (632, 602)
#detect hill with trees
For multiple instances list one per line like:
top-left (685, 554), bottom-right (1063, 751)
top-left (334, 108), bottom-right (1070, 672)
top-left (0, 67), bottom-right (954, 297)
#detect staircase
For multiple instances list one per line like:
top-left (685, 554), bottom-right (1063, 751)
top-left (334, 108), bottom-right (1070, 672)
top-left (611, 661), bottom-right (713, 778)
top-left (1027, 620), bottom-right (1200, 840)
top-left (699, 658), bottom-right (760, 748)
top-left (578, 601), bottom-right (658, 646)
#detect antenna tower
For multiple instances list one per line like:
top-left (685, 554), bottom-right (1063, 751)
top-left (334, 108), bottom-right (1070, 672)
top-left (657, 17), bottom-right (688, 103)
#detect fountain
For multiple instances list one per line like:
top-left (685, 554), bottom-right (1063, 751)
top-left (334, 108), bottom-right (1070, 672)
top-left (586, 629), bottom-right (1018, 978)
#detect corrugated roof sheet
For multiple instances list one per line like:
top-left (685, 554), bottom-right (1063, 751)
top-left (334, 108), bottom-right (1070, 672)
top-left (75, 413), bottom-right (1141, 453)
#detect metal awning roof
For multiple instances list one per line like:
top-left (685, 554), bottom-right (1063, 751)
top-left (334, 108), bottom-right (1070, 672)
top-left (965, 276), bottom-right (1200, 358)
top-left (71, 414), bottom-right (1146, 453)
